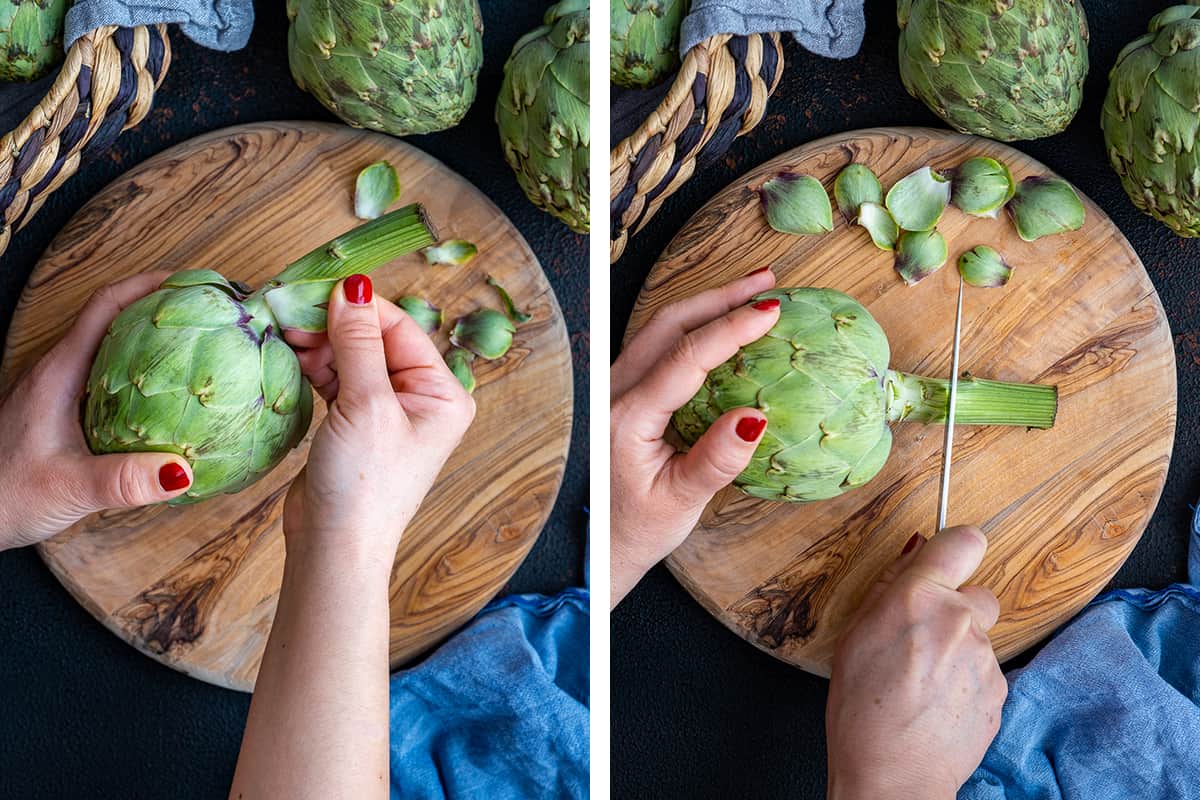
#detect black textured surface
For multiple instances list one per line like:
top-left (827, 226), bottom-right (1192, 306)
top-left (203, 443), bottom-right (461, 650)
top-left (0, 2), bottom-right (587, 798)
top-left (611, 2), bottom-right (1199, 798)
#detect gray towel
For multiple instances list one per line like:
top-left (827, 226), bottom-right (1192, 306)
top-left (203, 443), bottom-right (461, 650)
top-left (65, 0), bottom-right (253, 51)
top-left (680, 0), bottom-right (865, 60)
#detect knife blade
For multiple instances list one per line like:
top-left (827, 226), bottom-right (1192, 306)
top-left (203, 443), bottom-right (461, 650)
top-left (936, 278), bottom-right (964, 532)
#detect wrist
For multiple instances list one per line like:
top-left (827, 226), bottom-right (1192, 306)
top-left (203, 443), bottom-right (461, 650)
top-left (827, 764), bottom-right (956, 800)
top-left (284, 526), bottom-right (401, 580)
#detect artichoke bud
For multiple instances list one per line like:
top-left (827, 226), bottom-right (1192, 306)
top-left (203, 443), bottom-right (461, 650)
top-left (450, 309), bottom-right (515, 359)
top-left (397, 296), bottom-right (443, 334)
top-left (445, 347), bottom-right (477, 394)
top-left (885, 166), bottom-right (950, 232)
top-left (1007, 176), bottom-right (1085, 241)
top-left (610, 0), bottom-right (690, 89)
top-left (760, 173), bottom-right (834, 235)
top-left (950, 157), bottom-right (1015, 218)
top-left (0, 0), bottom-right (68, 82)
top-left (834, 164), bottom-right (883, 221)
top-left (958, 245), bottom-right (1013, 288)
top-left (894, 229), bottom-right (948, 285)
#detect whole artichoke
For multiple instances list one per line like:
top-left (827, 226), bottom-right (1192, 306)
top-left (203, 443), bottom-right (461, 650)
top-left (497, 0), bottom-right (589, 234)
top-left (897, 0), bottom-right (1089, 142)
top-left (673, 289), bottom-right (1057, 502)
top-left (1, 0), bottom-right (67, 82)
top-left (1102, 5), bottom-right (1200, 237)
top-left (85, 205), bottom-right (435, 504)
top-left (610, 0), bottom-right (689, 89)
top-left (287, 0), bottom-right (484, 136)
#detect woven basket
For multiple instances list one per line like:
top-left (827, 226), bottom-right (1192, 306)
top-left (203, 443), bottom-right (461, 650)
top-left (609, 32), bottom-right (784, 263)
top-left (0, 25), bottom-right (171, 258)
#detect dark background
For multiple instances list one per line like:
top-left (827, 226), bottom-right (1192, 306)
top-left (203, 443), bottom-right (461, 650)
top-left (611, 2), bottom-right (1200, 798)
top-left (0, 2), bottom-right (587, 798)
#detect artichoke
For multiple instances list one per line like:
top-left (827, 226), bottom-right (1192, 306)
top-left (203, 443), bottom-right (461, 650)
top-left (673, 288), bottom-right (1057, 502)
top-left (497, 0), bottom-right (590, 233)
top-left (1102, 5), bottom-right (1200, 237)
top-left (610, 0), bottom-right (689, 89)
top-left (287, 0), bottom-right (484, 136)
top-left (1, 0), bottom-right (67, 82)
top-left (897, 0), bottom-right (1090, 142)
top-left (85, 205), bottom-right (436, 504)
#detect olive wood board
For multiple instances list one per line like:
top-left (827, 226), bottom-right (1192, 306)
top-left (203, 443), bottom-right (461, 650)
top-left (623, 127), bottom-right (1176, 676)
top-left (0, 122), bottom-right (574, 692)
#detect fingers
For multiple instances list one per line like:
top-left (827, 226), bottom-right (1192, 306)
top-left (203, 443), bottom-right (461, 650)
top-left (860, 532), bottom-right (927, 609)
top-left (616, 299), bottom-right (782, 443)
top-left (905, 525), bottom-right (989, 590)
top-left (324, 275), bottom-right (396, 415)
top-left (958, 585), bottom-right (1001, 632)
top-left (660, 408), bottom-right (767, 502)
top-left (60, 452), bottom-right (193, 511)
top-left (613, 268), bottom-right (777, 397)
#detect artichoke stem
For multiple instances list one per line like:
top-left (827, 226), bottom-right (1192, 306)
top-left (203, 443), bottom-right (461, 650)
top-left (884, 370), bottom-right (1057, 429)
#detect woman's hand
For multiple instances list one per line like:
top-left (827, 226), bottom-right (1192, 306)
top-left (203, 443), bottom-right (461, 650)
top-left (0, 272), bottom-right (192, 551)
top-left (282, 274), bottom-right (476, 566)
top-left (826, 526), bottom-right (1007, 800)
top-left (610, 268), bottom-right (780, 607)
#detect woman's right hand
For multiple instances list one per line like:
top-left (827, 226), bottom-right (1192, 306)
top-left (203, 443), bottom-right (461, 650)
top-left (610, 268), bottom-right (781, 607)
top-left (826, 526), bottom-right (1007, 800)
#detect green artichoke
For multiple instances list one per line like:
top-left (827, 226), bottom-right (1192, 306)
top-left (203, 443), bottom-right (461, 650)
top-left (1102, 5), bottom-right (1200, 237)
top-left (497, 0), bottom-right (590, 233)
top-left (897, 0), bottom-right (1090, 141)
top-left (287, 0), bottom-right (484, 136)
top-left (85, 205), bottom-right (436, 504)
top-left (0, 0), bottom-right (67, 82)
top-left (673, 288), bottom-right (1057, 502)
top-left (610, 0), bottom-right (689, 89)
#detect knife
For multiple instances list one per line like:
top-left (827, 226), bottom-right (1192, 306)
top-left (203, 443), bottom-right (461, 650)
top-left (936, 278), bottom-right (964, 532)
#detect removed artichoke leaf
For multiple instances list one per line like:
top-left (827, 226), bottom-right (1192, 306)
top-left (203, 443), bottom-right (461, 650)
top-left (950, 157), bottom-right (1015, 218)
top-left (446, 347), bottom-right (477, 394)
top-left (885, 166), bottom-right (951, 231)
top-left (760, 173), bottom-right (834, 235)
top-left (354, 161), bottom-right (401, 220)
top-left (422, 239), bottom-right (478, 266)
top-left (834, 164), bottom-right (883, 221)
top-left (895, 228), bottom-right (947, 285)
top-left (857, 202), bottom-right (899, 251)
top-left (958, 246), bottom-right (1012, 288)
top-left (396, 296), bottom-right (443, 334)
top-left (1008, 177), bottom-right (1085, 241)
top-left (486, 275), bottom-right (531, 323)
top-left (673, 288), bottom-right (1057, 503)
top-left (451, 308), bottom-right (516, 359)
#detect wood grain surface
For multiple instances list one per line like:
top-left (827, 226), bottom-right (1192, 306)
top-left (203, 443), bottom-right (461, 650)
top-left (623, 127), bottom-right (1176, 676)
top-left (0, 122), bottom-right (573, 691)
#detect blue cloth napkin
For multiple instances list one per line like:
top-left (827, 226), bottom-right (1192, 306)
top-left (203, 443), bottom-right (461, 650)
top-left (680, 0), bottom-right (866, 60)
top-left (388, 588), bottom-right (590, 800)
top-left (65, 0), bottom-right (253, 51)
top-left (959, 504), bottom-right (1200, 800)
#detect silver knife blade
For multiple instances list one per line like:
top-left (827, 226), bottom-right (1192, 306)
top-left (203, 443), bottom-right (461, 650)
top-left (936, 278), bottom-right (964, 532)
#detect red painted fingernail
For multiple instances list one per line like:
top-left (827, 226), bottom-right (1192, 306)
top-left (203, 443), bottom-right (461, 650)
top-left (344, 274), bottom-right (372, 305)
top-left (749, 266), bottom-right (772, 276)
top-left (735, 416), bottom-right (767, 442)
top-left (751, 298), bottom-right (781, 311)
top-left (901, 533), bottom-right (924, 555)
top-left (158, 462), bottom-right (190, 492)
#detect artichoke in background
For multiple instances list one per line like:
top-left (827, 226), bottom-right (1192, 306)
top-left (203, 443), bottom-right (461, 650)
top-left (85, 205), bottom-right (436, 504)
top-left (610, 0), bottom-right (689, 89)
top-left (497, 0), bottom-right (590, 233)
top-left (896, 0), bottom-right (1089, 142)
top-left (1102, 5), bottom-right (1200, 237)
top-left (287, 0), bottom-right (484, 136)
top-left (673, 288), bottom-right (1057, 502)
top-left (1, 0), bottom-right (67, 82)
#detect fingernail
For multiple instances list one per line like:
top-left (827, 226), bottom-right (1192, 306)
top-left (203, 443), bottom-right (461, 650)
top-left (901, 533), bottom-right (924, 555)
top-left (158, 462), bottom-right (190, 492)
top-left (344, 274), bottom-right (372, 305)
top-left (735, 416), bottom-right (767, 442)
top-left (751, 298), bottom-right (781, 311)
top-left (749, 266), bottom-right (772, 276)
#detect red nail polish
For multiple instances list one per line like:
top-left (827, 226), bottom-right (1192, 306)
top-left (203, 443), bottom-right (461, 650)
top-left (751, 298), bottom-right (781, 311)
top-left (735, 416), bottom-right (767, 442)
top-left (344, 274), bottom-right (372, 305)
top-left (749, 266), bottom-right (772, 276)
top-left (159, 463), bottom-right (190, 492)
top-left (901, 533), bottom-right (924, 555)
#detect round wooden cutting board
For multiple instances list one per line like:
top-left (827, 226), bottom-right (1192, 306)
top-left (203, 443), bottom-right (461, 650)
top-left (624, 127), bottom-right (1176, 676)
top-left (0, 122), bottom-right (573, 691)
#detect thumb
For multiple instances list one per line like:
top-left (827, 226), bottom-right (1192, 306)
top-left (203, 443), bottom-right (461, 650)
top-left (325, 274), bottom-right (394, 414)
top-left (904, 525), bottom-right (989, 590)
top-left (663, 408), bottom-right (767, 503)
top-left (66, 453), bottom-right (193, 511)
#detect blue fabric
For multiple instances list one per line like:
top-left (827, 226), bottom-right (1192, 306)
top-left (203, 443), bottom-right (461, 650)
top-left (959, 504), bottom-right (1200, 800)
top-left (65, 0), bottom-right (253, 51)
top-left (388, 587), bottom-right (590, 800)
top-left (681, 0), bottom-right (866, 60)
